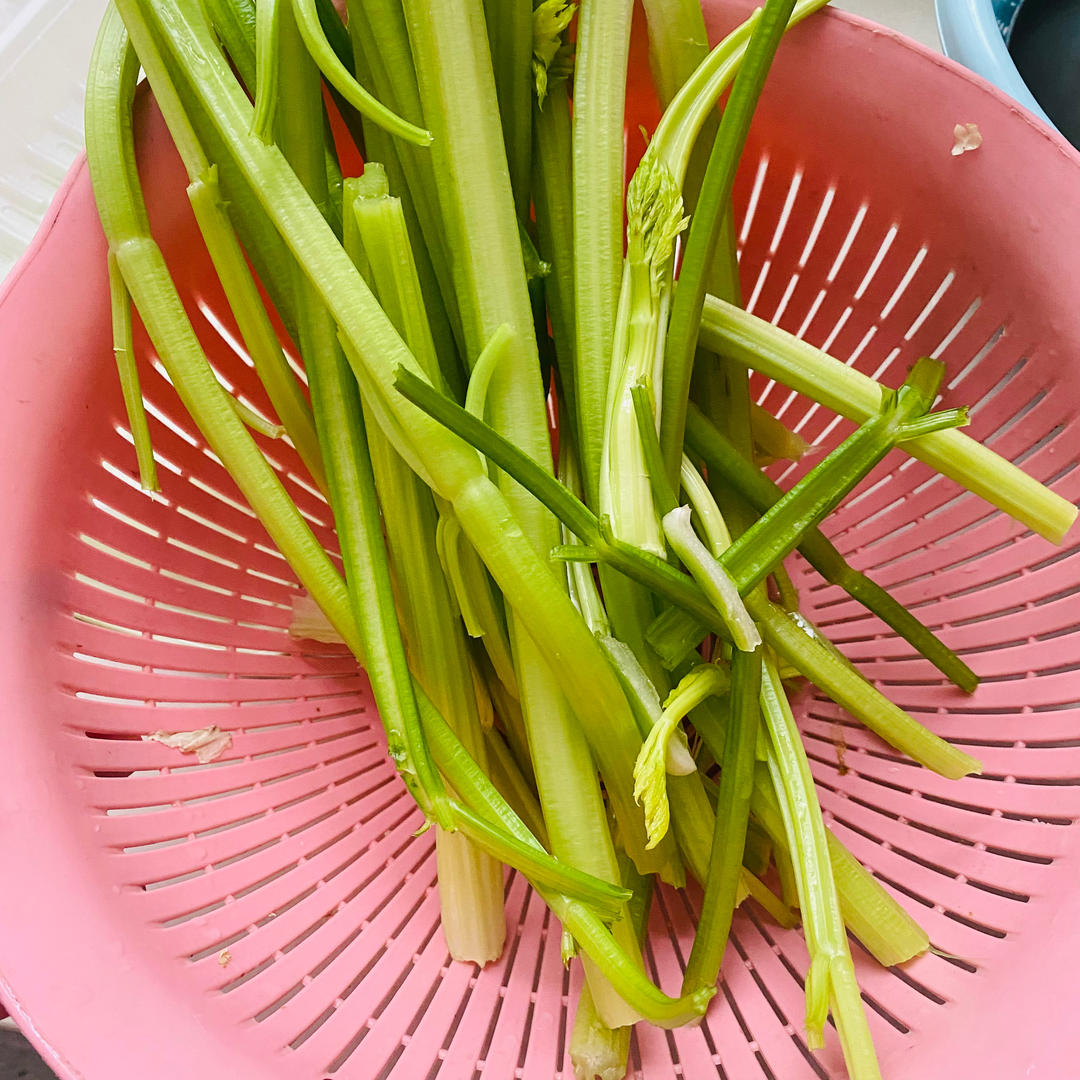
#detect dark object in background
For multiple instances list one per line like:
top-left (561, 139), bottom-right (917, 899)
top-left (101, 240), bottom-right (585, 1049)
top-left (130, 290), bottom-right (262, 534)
top-left (0, 1026), bottom-right (58, 1079)
top-left (1009, 0), bottom-right (1080, 147)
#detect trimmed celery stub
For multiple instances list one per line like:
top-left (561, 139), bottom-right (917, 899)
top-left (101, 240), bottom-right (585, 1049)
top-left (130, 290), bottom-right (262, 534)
top-left (760, 658), bottom-right (882, 1079)
top-left (699, 295), bottom-right (1079, 544)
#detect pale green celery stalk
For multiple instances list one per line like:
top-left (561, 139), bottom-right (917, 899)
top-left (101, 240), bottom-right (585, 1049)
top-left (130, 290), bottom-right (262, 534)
top-left (750, 597), bottom-right (979, 780)
top-left (395, 364), bottom-right (980, 781)
top-left (532, 77), bottom-right (576, 430)
top-left (572, 0), bottom-right (632, 501)
top-left (230, 396), bottom-right (283, 438)
top-left (437, 511), bottom-right (520, 699)
top-left (533, 0), bottom-right (720, 891)
top-left (108, 252), bottom-right (158, 491)
top-left (681, 452), bottom-right (732, 552)
top-left (347, 172), bottom-right (506, 964)
top-left (121, 0), bottom-right (324, 491)
top-left (169, 0), bottom-right (297, 343)
top-left (699, 296), bottom-right (1078, 544)
top-left (682, 645), bottom-right (761, 993)
top-left (664, 506), bottom-right (761, 652)
top-left (482, 652), bottom-right (532, 774)
top-left (482, 0), bottom-right (532, 221)
top-left (760, 657), bottom-right (882, 1079)
top-left (464, 323), bottom-right (512, 418)
top-left (346, 45), bottom-right (464, 400)
top-left (664, 461), bottom-right (771, 984)
top-left (186, 167), bottom-right (326, 490)
top-left (750, 401), bottom-right (810, 462)
top-left (772, 561), bottom-right (800, 612)
top-left (270, 0), bottom-right (451, 823)
top-left (558, 438), bottom-right (612, 635)
top-left (661, 0), bottom-right (823, 481)
top-left (400, 0), bottom-right (677, 1022)
top-left (251, 0), bottom-right (280, 141)
top-left (825, 831), bottom-right (929, 967)
top-left (600, 0), bottom-right (825, 552)
top-left (570, 852), bottom-right (650, 1080)
top-left (212, 0), bottom-right (345, 245)
top-left (143, 0), bottom-right (672, 889)
top-left (346, 0), bottom-right (465, 357)
top-left (596, 393), bottom-right (720, 885)
top-left (89, 10), bottom-right (655, 931)
top-left (637, 0), bottom-right (735, 499)
top-left (639, 0), bottom-right (709, 109)
top-left (483, 726), bottom-right (548, 846)
top-left (754, 769), bottom-right (928, 965)
top-left (291, 0), bottom-right (431, 145)
top-left (348, 166), bottom-right (443, 388)
top-left (88, 1), bottom-right (412, 767)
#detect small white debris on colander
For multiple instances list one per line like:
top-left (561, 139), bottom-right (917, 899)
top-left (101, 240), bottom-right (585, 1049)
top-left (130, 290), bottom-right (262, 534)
top-left (288, 592), bottom-right (345, 644)
top-left (143, 725), bottom-right (233, 763)
top-left (952, 122), bottom-right (983, 155)
top-left (218, 950), bottom-right (231, 967)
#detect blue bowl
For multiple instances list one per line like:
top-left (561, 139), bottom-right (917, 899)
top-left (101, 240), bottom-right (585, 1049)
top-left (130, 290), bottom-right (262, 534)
top-left (935, 0), bottom-right (1054, 128)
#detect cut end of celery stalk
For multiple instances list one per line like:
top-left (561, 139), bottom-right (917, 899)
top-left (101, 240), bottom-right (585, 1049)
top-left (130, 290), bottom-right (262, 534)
top-left (434, 827), bottom-right (507, 964)
top-left (570, 980), bottom-right (632, 1080)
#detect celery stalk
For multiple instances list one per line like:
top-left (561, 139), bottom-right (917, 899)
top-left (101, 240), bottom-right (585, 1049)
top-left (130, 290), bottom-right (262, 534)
top-left (532, 78), bottom-right (577, 425)
top-left (89, 10), bottom-right (664, 942)
top-left (107, 252), bottom-right (158, 491)
top-left (482, 0), bottom-right (533, 221)
top-left (346, 171), bottom-right (506, 964)
top-left (682, 646), bottom-right (761, 993)
top-left (291, 0), bottom-right (432, 145)
top-left (572, 0), bottom-right (632, 500)
top-left (399, 0), bottom-right (668, 1023)
top-left (394, 364), bottom-right (979, 778)
top-left (699, 296), bottom-right (1078, 544)
top-left (760, 658), bottom-right (882, 1078)
top-left (684, 401), bottom-right (978, 691)
top-left (185, 167), bottom-right (326, 489)
top-left (825, 830), bottom-right (929, 968)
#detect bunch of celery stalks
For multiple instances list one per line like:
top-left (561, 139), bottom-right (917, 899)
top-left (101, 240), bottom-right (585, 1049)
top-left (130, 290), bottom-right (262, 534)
top-left (85, 0), bottom-right (1076, 1075)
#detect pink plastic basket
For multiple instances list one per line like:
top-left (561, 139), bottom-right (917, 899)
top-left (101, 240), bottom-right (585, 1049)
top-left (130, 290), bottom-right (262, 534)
top-left (2, 3), bottom-right (1079, 1077)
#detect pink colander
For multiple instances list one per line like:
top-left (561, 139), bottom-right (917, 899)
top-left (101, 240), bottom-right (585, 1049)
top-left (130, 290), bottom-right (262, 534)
top-left (2, 2), bottom-right (1079, 1077)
